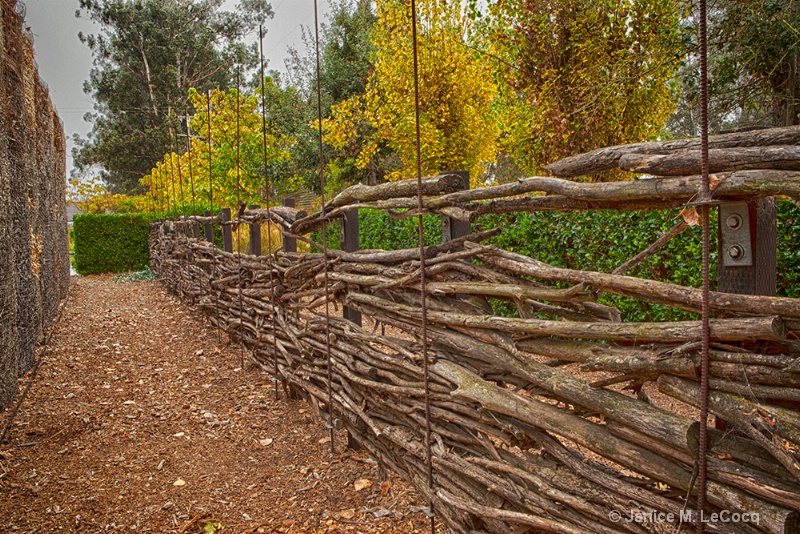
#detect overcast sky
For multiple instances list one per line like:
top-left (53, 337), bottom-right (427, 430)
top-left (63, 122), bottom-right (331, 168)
top-left (23, 0), bottom-right (326, 178)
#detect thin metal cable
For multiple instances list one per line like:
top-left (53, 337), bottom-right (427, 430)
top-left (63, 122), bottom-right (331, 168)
top-left (169, 151), bottom-right (178, 219)
top-left (167, 135), bottom-right (185, 296)
top-left (410, 0), bottom-right (435, 530)
top-left (208, 89), bottom-right (222, 343)
top-left (259, 25), bottom-right (280, 400)
top-left (186, 111), bottom-right (201, 297)
top-left (236, 68), bottom-right (245, 368)
top-left (311, 0), bottom-right (336, 453)
top-left (165, 158), bottom-right (173, 216)
top-left (696, 0), bottom-right (712, 530)
top-left (186, 111), bottom-right (198, 222)
top-left (157, 163), bottom-right (166, 214)
top-left (173, 131), bottom-right (186, 218)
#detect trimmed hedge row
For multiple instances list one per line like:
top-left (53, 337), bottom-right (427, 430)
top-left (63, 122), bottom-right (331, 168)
top-left (477, 209), bottom-right (711, 321)
top-left (73, 213), bottom-right (154, 275)
top-left (356, 200), bottom-right (800, 321)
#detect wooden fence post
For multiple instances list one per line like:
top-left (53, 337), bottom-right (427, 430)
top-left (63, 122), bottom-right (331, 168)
top-left (283, 198), bottom-right (297, 253)
top-left (340, 207), bottom-right (363, 451)
top-left (221, 208), bottom-right (233, 253)
top-left (249, 205), bottom-right (261, 256)
top-left (341, 209), bottom-right (362, 326)
top-left (441, 170), bottom-right (470, 242)
top-left (203, 210), bottom-right (213, 243)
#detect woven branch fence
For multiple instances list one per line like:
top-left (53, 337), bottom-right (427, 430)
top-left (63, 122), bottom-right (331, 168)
top-left (0, 0), bottom-right (70, 410)
top-left (151, 128), bottom-right (800, 534)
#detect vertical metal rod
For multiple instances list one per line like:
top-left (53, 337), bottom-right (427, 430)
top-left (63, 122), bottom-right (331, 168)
top-left (172, 131), bottom-right (186, 218)
top-left (410, 0), bottom-right (435, 530)
top-left (146, 176), bottom-right (155, 215)
top-left (696, 0), bottom-right (711, 531)
top-left (207, 90), bottom-right (214, 217)
top-left (169, 152), bottom-right (178, 219)
top-left (186, 111), bottom-right (199, 239)
top-left (236, 68), bottom-right (245, 368)
top-left (163, 159), bottom-right (172, 216)
top-left (207, 89), bottom-right (221, 343)
top-left (166, 136), bottom-right (184, 296)
top-left (259, 25), bottom-right (280, 400)
top-left (311, 0), bottom-right (336, 454)
top-left (158, 163), bottom-right (166, 214)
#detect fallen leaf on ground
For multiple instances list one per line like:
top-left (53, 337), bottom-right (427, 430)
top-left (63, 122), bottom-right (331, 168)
top-left (354, 478), bottom-right (372, 491)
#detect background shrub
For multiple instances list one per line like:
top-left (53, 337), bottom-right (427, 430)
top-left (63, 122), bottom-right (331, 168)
top-left (73, 213), bottom-right (154, 275)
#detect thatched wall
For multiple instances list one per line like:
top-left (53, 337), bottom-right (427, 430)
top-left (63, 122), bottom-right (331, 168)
top-left (0, 0), bottom-right (69, 409)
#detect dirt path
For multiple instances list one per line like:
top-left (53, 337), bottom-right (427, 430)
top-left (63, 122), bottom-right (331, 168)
top-left (0, 275), bottom-right (429, 533)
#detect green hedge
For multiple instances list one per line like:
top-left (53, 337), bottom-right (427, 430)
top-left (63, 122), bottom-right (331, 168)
top-left (360, 211), bottom-right (441, 249)
top-left (777, 200), bottom-right (800, 298)
top-left (73, 213), bottom-right (154, 275)
top-left (477, 209), bottom-right (713, 321)
top-left (356, 200), bottom-right (800, 322)
top-left (311, 211), bottom-right (441, 252)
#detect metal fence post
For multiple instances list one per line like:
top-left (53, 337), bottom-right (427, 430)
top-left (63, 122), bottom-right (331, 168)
top-left (715, 197), bottom-right (778, 430)
top-left (717, 198), bottom-right (777, 296)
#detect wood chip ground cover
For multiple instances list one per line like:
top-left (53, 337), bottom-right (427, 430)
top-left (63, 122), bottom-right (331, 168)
top-left (0, 275), bottom-right (432, 533)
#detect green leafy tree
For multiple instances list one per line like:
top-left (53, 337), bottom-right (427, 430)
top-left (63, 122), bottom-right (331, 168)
top-left (282, 0), bottom-right (380, 190)
top-left (485, 0), bottom-right (686, 178)
top-left (74, 0), bottom-right (273, 194)
top-left (324, 0), bottom-right (499, 184)
top-left (669, 0), bottom-right (800, 136)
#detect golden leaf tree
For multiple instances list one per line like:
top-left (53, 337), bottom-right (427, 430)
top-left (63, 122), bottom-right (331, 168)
top-left (141, 87), bottom-right (292, 214)
top-left (324, 0), bottom-right (500, 185)
top-left (485, 0), bottom-right (687, 179)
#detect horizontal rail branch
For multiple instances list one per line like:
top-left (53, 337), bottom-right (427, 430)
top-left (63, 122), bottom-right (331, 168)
top-left (619, 146), bottom-right (800, 176)
top-left (546, 124), bottom-right (800, 177)
top-left (290, 170), bottom-right (800, 231)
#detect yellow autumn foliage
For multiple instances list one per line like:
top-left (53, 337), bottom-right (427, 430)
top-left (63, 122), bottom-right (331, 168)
top-left (324, 0), bottom-right (499, 185)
